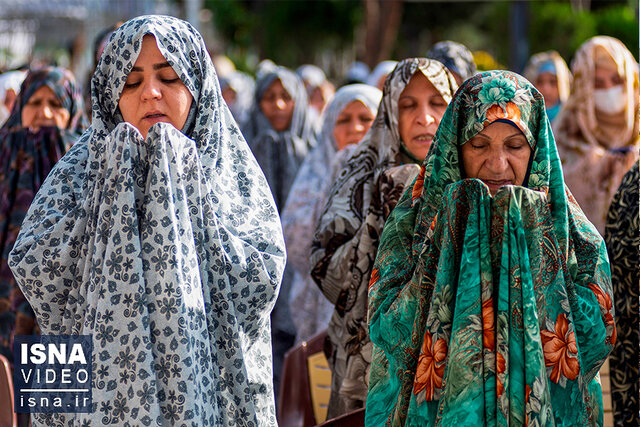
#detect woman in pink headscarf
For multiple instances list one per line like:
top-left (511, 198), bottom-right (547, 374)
top-left (554, 36), bottom-right (639, 233)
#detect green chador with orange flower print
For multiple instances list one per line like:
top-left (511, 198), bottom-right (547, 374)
top-left (366, 70), bottom-right (615, 426)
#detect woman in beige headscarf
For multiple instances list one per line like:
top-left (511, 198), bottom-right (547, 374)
top-left (554, 36), bottom-right (639, 233)
top-left (524, 50), bottom-right (572, 123)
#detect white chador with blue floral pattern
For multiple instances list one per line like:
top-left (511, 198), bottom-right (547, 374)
top-left (10, 15), bottom-right (285, 426)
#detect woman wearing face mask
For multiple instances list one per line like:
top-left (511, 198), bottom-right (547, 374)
top-left (10, 16), bottom-right (285, 426)
top-left (367, 70), bottom-right (613, 426)
top-left (554, 36), bottom-right (639, 233)
top-left (282, 84), bottom-right (382, 344)
top-left (524, 50), bottom-right (572, 123)
top-left (0, 67), bottom-right (87, 362)
top-left (311, 58), bottom-right (457, 418)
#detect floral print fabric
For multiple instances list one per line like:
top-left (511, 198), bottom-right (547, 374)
top-left (367, 70), bottom-right (614, 426)
top-left (553, 36), bottom-right (639, 233)
top-left (282, 84), bottom-right (382, 343)
top-left (604, 162), bottom-right (639, 427)
top-left (0, 67), bottom-right (87, 361)
top-left (9, 15), bottom-right (285, 426)
top-left (310, 58), bottom-right (457, 417)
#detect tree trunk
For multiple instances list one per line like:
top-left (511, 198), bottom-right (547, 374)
top-left (362, 0), bottom-right (403, 69)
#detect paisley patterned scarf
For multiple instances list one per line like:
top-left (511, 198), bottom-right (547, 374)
top-left (310, 58), bottom-right (457, 417)
top-left (604, 162), bottom-right (639, 427)
top-left (367, 70), bottom-right (614, 426)
top-left (10, 15), bottom-right (285, 426)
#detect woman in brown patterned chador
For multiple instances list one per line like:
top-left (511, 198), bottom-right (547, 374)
top-left (310, 58), bottom-right (457, 418)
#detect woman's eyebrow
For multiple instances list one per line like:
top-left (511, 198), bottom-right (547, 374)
top-left (153, 62), bottom-right (171, 70)
top-left (130, 62), bottom-right (171, 72)
top-left (505, 132), bottom-right (525, 140)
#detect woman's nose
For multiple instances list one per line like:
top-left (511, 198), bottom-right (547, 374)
top-left (141, 80), bottom-right (162, 101)
top-left (41, 105), bottom-right (53, 119)
top-left (275, 98), bottom-right (286, 110)
top-left (353, 120), bottom-right (365, 132)
top-left (416, 107), bottom-right (435, 126)
top-left (486, 150), bottom-right (508, 172)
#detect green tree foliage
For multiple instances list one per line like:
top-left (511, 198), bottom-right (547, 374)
top-left (205, 1), bottom-right (637, 75)
top-left (528, 2), bottom-right (597, 63)
top-left (206, 0), bottom-right (362, 70)
top-left (473, 1), bottom-right (637, 69)
top-left (594, 5), bottom-right (639, 60)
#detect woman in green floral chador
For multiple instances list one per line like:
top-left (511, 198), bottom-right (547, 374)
top-left (366, 70), bottom-right (614, 426)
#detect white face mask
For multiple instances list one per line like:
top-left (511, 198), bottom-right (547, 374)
top-left (593, 85), bottom-right (626, 115)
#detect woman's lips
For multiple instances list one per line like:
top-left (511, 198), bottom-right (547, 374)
top-left (142, 112), bottom-right (167, 124)
top-left (32, 119), bottom-right (56, 127)
top-left (411, 134), bottom-right (434, 145)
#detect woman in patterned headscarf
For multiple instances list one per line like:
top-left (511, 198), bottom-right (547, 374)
top-left (311, 58), bottom-right (458, 418)
top-left (282, 84), bottom-right (382, 344)
top-left (367, 70), bottom-right (614, 426)
top-left (554, 36), bottom-right (639, 233)
top-left (604, 162), bottom-right (638, 427)
top-left (0, 67), bottom-right (87, 362)
top-left (524, 50), bottom-right (572, 123)
top-left (242, 66), bottom-right (315, 212)
top-left (10, 15), bottom-right (285, 426)
top-left (426, 40), bottom-right (477, 85)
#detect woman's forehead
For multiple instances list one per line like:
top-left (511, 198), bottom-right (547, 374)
top-left (132, 35), bottom-right (168, 67)
top-left (28, 85), bottom-right (57, 98)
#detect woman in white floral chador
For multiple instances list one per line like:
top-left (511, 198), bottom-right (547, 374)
top-left (10, 15), bottom-right (285, 426)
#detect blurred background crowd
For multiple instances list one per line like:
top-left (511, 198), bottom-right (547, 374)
top-left (0, 0), bottom-right (637, 91)
top-left (0, 1), bottom-right (636, 426)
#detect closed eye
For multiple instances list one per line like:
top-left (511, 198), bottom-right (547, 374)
top-left (430, 97), bottom-right (447, 107)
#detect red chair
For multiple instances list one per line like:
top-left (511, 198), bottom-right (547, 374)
top-left (277, 330), bottom-right (331, 427)
top-left (0, 354), bottom-right (17, 427)
top-left (315, 407), bottom-right (365, 427)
